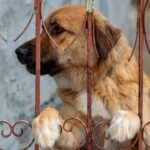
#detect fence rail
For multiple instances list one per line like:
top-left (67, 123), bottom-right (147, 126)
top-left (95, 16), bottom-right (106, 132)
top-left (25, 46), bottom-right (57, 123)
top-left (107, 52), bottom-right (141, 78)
top-left (0, 0), bottom-right (150, 149)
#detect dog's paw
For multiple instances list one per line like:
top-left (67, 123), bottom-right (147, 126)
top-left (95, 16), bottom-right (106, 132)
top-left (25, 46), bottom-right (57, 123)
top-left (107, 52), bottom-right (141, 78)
top-left (107, 110), bottom-right (140, 143)
top-left (32, 108), bottom-right (62, 149)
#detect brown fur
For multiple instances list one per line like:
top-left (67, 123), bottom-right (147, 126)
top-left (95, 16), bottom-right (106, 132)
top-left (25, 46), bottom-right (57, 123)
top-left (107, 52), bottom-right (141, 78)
top-left (16, 5), bottom-right (150, 150)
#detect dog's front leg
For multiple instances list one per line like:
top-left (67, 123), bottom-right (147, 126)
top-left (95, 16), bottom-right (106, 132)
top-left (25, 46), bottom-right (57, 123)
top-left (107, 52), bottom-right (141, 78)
top-left (32, 108), bottom-right (86, 150)
top-left (107, 110), bottom-right (140, 143)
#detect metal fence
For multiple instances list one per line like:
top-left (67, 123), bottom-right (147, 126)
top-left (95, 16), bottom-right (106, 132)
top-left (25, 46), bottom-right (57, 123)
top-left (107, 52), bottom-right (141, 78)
top-left (0, 0), bottom-right (150, 149)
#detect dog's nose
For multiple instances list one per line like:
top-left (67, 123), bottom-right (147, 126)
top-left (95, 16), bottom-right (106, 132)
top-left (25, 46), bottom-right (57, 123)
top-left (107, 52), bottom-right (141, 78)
top-left (15, 47), bottom-right (28, 57)
top-left (15, 47), bottom-right (28, 63)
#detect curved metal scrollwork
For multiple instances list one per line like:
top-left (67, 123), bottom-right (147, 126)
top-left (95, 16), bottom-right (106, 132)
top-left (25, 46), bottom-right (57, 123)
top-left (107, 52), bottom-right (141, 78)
top-left (0, 33), bottom-right (7, 42)
top-left (92, 122), bottom-right (110, 150)
top-left (0, 120), bottom-right (34, 150)
top-left (13, 12), bottom-right (35, 42)
top-left (0, 7), bottom-right (34, 42)
top-left (142, 121), bottom-right (150, 148)
top-left (63, 117), bottom-right (88, 149)
top-left (61, 119), bottom-right (139, 150)
top-left (143, 0), bottom-right (150, 54)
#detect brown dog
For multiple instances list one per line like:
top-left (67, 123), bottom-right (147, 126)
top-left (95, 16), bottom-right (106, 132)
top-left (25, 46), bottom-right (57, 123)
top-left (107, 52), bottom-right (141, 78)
top-left (15, 5), bottom-right (150, 150)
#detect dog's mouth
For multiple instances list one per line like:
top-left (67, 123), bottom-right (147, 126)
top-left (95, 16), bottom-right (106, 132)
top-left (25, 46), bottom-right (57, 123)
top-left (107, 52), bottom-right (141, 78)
top-left (26, 63), bottom-right (36, 74)
top-left (25, 59), bottom-right (63, 76)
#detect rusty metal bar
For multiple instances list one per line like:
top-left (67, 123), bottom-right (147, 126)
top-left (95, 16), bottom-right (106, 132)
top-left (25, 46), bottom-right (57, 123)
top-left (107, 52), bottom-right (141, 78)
top-left (34, 0), bottom-right (42, 150)
top-left (138, 0), bottom-right (144, 149)
top-left (34, 0), bottom-right (41, 123)
top-left (87, 12), bottom-right (93, 150)
top-left (86, 0), bottom-right (95, 150)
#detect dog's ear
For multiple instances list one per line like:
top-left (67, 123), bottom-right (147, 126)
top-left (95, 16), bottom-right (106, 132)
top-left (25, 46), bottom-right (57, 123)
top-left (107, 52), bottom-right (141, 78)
top-left (94, 12), bottom-right (121, 60)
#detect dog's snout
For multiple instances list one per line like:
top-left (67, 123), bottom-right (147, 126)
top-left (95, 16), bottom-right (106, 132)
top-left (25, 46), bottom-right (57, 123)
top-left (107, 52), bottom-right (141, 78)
top-left (15, 47), bottom-right (28, 57)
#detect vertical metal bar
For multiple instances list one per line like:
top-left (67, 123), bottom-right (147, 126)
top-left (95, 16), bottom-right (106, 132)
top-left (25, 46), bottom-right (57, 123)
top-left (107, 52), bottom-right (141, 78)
top-left (34, 0), bottom-right (41, 150)
top-left (86, 1), bottom-right (94, 149)
top-left (87, 12), bottom-right (93, 150)
top-left (138, 0), bottom-right (144, 149)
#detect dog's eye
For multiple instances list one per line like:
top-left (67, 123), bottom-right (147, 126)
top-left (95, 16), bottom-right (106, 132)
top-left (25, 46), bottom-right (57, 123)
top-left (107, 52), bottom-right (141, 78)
top-left (51, 25), bottom-right (65, 36)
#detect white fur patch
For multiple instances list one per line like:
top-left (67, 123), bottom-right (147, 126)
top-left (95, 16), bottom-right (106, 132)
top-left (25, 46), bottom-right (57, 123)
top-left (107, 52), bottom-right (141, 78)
top-left (76, 91), bottom-right (111, 119)
top-left (108, 110), bottom-right (140, 143)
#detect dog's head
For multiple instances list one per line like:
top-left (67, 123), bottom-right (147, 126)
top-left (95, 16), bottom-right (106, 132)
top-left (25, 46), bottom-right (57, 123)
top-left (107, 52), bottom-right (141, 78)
top-left (15, 5), bottom-right (121, 76)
